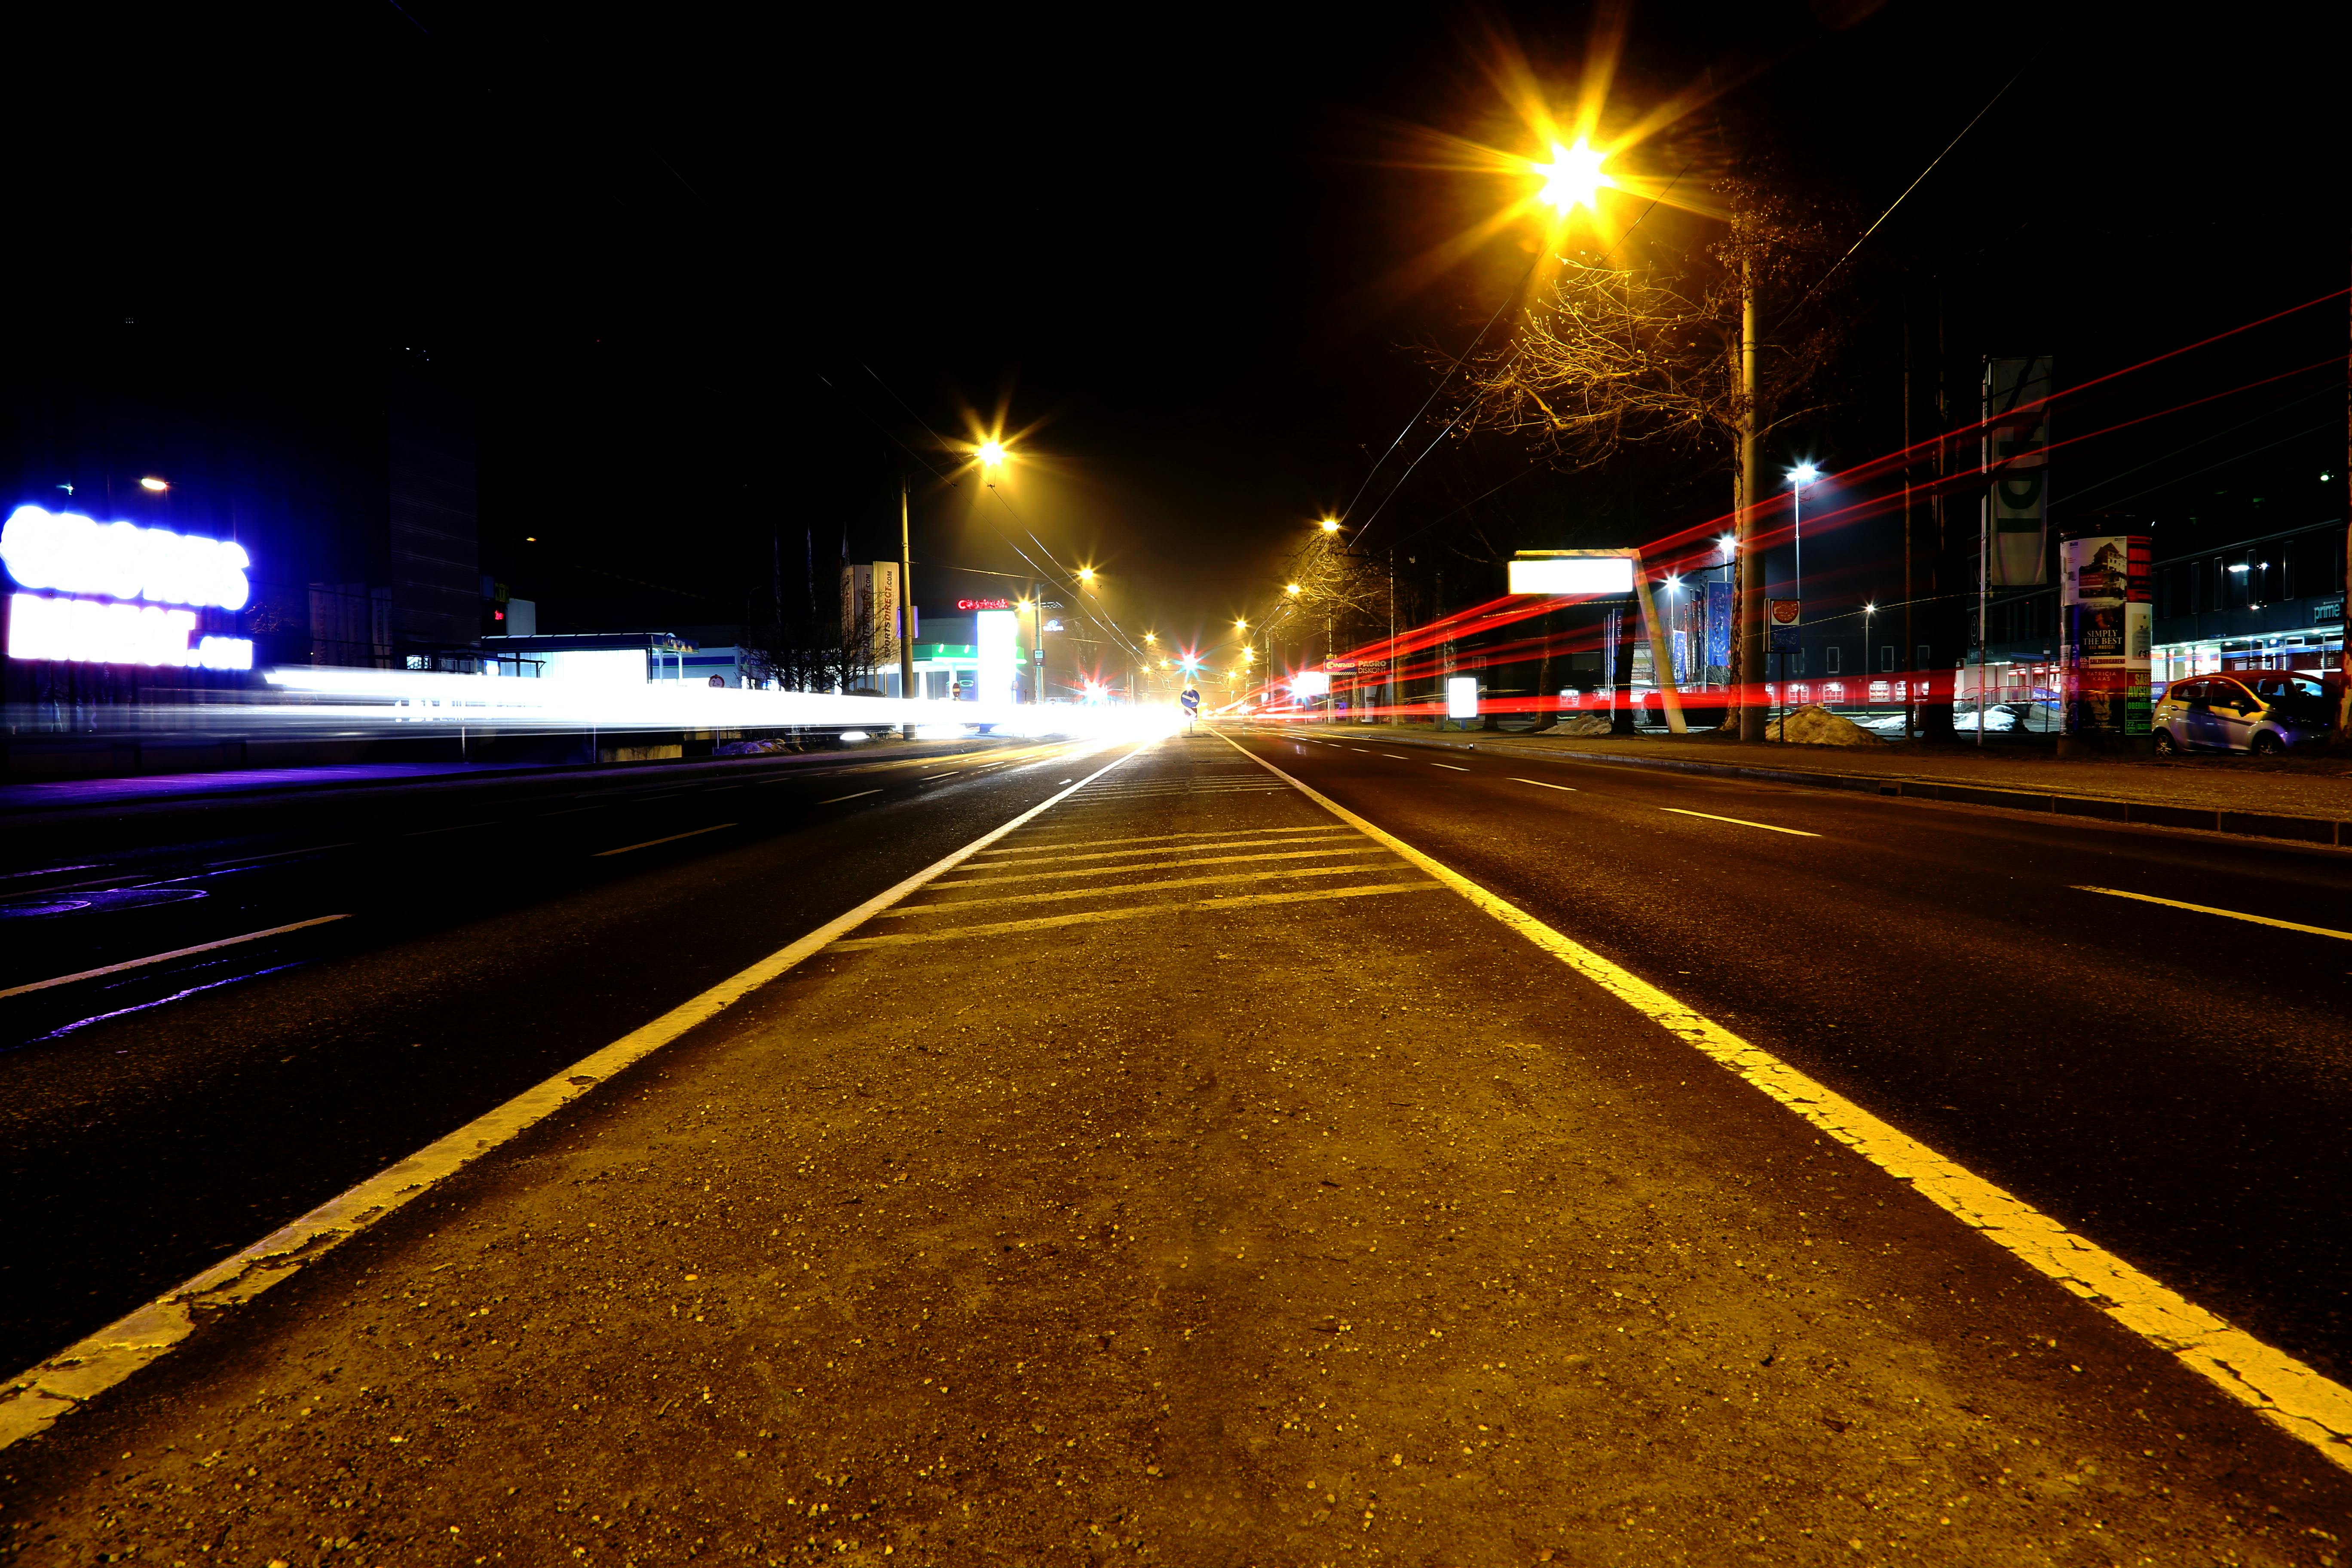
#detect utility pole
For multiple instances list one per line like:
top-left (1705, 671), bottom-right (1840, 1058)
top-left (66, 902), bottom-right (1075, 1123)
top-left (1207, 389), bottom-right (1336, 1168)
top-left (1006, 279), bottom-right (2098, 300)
top-left (2337, 235), bottom-right (2352, 746)
top-left (1902, 295), bottom-right (1917, 742)
top-left (1737, 257), bottom-right (1766, 740)
top-left (898, 474), bottom-right (916, 740)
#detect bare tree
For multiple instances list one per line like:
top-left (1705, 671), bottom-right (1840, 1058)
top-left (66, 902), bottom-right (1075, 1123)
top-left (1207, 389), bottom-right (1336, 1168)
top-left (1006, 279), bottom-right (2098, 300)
top-left (1453, 178), bottom-right (1849, 475)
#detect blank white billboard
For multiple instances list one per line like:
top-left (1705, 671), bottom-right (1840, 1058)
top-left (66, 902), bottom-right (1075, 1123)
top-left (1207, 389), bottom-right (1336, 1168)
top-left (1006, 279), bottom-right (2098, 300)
top-left (977, 609), bottom-right (1018, 703)
top-left (1509, 555), bottom-right (1633, 596)
top-left (1446, 676), bottom-right (1479, 719)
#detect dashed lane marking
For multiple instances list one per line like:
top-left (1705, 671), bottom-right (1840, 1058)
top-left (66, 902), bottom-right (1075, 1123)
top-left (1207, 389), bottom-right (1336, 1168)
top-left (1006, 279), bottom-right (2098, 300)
top-left (934, 845), bottom-right (1384, 888)
top-left (1510, 778), bottom-right (1577, 792)
top-left (886, 859), bottom-right (1400, 914)
top-left (2074, 885), bottom-right (2352, 942)
top-left (1222, 732), bottom-right (2352, 1476)
top-left (830, 880), bottom-right (1442, 950)
top-left (818, 791), bottom-right (882, 805)
top-left (0, 915), bottom-right (353, 1002)
top-left (1659, 807), bottom-right (1819, 838)
top-left (0, 740), bottom-right (1145, 1451)
top-left (1430, 763), bottom-right (1470, 772)
top-left (1381, 753), bottom-right (1411, 760)
top-left (591, 823), bottom-right (739, 858)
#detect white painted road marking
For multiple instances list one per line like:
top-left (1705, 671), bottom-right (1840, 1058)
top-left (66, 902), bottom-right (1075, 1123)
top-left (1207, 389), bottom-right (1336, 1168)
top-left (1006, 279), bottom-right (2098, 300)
top-left (0, 740), bottom-right (1144, 1451)
top-left (1430, 763), bottom-right (1470, 772)
top-left (1224, 733), bottom-right (2352, 1475)
top-left (1660, 807), bottom-right (1818, 838)
top-left (1510, 778), bottom-right (1577, 792)
top-left (0, 915), bottom-right (353, 1002)
top-left (2075, 885), bottom-right (2352, 942)
top-left (592, 823), bottom-right (739, 858)
top-left (1381, 753), bottom-right (1411, 760)
top-left (818, 791), bottom-right (882, 805)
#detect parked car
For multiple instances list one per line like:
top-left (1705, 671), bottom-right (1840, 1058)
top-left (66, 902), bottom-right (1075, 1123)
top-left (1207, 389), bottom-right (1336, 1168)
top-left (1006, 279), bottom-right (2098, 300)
top-left (2152, 672), bottom-right (2334, 755)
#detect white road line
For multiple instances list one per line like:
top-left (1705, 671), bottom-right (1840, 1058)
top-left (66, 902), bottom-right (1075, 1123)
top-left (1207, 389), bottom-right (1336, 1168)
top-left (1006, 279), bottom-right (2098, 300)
top-left (1222, 732), bottom-right (2352, 1476)
top-left (1381, 753), bottom-right (1411, 760)
top-left (591, 823), bottom-right (738, 858)
top-left (1430, 763), bottom-right (1470, 772)
top-left (0, 915), bottom-right (354, 1002)
top-left (1510, 778), bottom-right (1577, 792)
top-left (986, 826), bottom-right (1345, 852)
top-left (2075, 885), bottom-right (2352, 942)
top-left (818, 791), bottom-right (882, 805)
top-left (0, 741), bottom-right (1148, 1452)
top-left (974, 834), bottom-right (1354, 868)
top-left (1660, 807), bottom-right (1819, 838)
top-left (919, 772), bottom-right (959, 781)
top-left (203, 841), bottom-right (361, 869)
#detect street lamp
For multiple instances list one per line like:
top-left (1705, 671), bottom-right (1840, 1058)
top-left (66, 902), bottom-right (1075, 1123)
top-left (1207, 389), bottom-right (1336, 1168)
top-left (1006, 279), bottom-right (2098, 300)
top-left (1863, 601), bottom-right (1877, 697)
top-left (977, 440), bottom-right (1007, 468)
top-left (138, 476), bottom-right (169, 493)
top-left (1319, 518), bottom-right (1341, 533)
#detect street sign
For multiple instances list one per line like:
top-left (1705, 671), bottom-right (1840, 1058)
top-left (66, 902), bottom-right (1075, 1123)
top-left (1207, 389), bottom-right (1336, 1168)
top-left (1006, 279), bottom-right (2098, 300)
top-left (1179, 687), bottom-right (1200, 711)
top-left (1768, 598), bottom-right (1801, 653)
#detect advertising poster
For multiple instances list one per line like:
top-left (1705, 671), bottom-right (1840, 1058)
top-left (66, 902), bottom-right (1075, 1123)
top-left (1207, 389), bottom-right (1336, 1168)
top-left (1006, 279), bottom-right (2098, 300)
top-left (1703, 582), bottom-right (1732, 670)
top-left (2059, 534), bottom-right (2151, 736)
top-left (1984, 357), bottom-right (2053, 587)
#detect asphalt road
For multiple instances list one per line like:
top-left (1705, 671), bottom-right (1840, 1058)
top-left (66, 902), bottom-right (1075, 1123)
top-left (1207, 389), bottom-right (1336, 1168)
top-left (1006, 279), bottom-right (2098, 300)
top-left (1229, 726), bottom-right (2352, 1390)
top-left (0, 736), bottom-right (1106, 1376)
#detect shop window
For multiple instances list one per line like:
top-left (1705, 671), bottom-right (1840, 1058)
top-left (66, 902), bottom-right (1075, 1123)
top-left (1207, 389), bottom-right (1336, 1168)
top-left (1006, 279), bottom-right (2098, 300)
top-left (1825, 645), bottom-right (1842, 675)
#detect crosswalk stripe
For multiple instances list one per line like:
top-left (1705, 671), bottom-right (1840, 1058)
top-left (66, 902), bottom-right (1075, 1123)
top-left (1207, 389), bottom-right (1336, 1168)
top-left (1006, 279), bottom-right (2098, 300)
top-left (829, 879), bottom-right (1442, 949)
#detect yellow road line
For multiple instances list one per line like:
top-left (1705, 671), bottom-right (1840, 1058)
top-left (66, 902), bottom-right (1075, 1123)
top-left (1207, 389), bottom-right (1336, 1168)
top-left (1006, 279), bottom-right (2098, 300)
top-left (983, 825), bottom-right (1344, 852)
top-left (1221, 732), bottom-right (2352, 1475)
top-left (934, 845), bottom-right (1385, 888)
top-left (831, 879), bottom-right (1441, 949)
top-left (2075, 885), bottom-right (2352, 942)
top-left (883, 860), bottom-right (1397, 915)
top-left (974, 834), bottom-right (1355, 867)
top-left (1510, 778), bottom-right (1577, 792)
top-left (1660, 807), bottom-right (1819, 838)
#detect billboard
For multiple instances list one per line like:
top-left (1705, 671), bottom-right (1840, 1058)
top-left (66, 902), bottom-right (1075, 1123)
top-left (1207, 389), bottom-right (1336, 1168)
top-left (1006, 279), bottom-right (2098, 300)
top-left (1984, 357), bottom-right (2052, 587)
top-left (1509, 555), bottom-right (1634, 596)
top-left (2059, 534), bottom-right (2151, 737)
top-left (3, 504), bottom-right (255, 670)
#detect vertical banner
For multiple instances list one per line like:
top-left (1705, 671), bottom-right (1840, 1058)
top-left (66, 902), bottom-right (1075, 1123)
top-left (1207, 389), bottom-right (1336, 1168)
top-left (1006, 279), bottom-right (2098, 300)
top-left (2060, 535), bottom-right (2151, 736)
top-left (1984, 357), bottom-right (2053, 586)
top-left (1703, 581), bottom-right (1732, 674)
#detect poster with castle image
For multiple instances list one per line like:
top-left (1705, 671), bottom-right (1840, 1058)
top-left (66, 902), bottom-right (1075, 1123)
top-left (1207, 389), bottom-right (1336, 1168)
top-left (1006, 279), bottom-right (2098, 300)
top-left (2058, 535), bottom-right (2152, 736)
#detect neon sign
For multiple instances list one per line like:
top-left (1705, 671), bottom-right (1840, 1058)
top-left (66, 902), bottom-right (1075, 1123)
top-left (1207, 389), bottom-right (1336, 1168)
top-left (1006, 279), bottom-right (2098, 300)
top-left (957, 597), bottom-right (1015, 611)
top-left (4, 505), bottom-right (254, 670)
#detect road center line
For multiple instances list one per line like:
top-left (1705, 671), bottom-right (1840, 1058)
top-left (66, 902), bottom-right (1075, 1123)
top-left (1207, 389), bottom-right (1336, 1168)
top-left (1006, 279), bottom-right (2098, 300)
top-left (819, 791), bottom-right (882, 805)
top-left (592, 823), bottom-right (739, 857)
top-left (2074, 885), bottom-right (2352, 941)
top-left (0, 915), bottom-right (354, 1002)
top-left (1222, 732), bottom-right (2352, 1476)
top-left (1510, 778), bottom-right (1577, 792)
top-left (1660, 807), bottom-right (1819, 837)
top-left (0, 741), bottom-right (1146, 1452)
top-left (1381, 753), bottom-right (1411, 760)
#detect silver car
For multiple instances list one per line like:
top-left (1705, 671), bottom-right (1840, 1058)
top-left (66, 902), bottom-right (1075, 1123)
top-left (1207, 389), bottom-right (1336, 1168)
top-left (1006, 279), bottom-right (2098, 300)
top-left (2151, 672), bottom-right (2333, 756)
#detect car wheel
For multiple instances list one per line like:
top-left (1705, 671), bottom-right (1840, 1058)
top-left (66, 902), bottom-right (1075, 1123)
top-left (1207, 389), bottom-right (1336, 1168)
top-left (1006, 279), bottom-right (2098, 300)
top-left (2251, 731), bottom-right (2286, 756)
top-left (2152, 728), bottom-right (2180, 756)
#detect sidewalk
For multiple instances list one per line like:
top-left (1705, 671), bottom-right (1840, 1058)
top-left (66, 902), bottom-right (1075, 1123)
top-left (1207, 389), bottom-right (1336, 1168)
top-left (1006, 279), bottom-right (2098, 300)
top-left (1301, 725), bottom-right (2352, 845)
top-left (3, 733), bottom-right (2346, 1565)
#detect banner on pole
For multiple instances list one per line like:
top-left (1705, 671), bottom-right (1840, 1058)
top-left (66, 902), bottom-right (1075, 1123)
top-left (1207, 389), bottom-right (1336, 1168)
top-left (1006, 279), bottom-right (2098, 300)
top-left (1703, 581), bottom-right (1732, 671)
top-left (1983, 357), bottom-right (2053, 587)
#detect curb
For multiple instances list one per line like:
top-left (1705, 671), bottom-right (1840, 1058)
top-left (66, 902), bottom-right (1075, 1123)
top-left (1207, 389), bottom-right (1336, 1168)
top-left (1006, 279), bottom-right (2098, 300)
top-left (1281, 728), bottom-right (2352, 850)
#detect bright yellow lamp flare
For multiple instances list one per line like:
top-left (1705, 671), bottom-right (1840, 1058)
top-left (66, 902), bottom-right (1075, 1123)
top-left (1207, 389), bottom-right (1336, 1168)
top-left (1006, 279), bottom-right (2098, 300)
top-left (1532, 138), bottom-right (1612, 215)
top-left (1318, 518), bottom-right (1341, 533)
top-left (1285, 582), bottom-right (1301, 595)
top-left (976, 440), bottom-right (1008, 467)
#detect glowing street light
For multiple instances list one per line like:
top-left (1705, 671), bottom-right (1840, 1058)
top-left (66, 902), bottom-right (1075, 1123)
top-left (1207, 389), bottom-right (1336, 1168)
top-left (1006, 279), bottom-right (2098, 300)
top-left (1076, 566), bottom-right (1096, 585)
top-left (138, 477), bottom-right (169, 493)
top-left (977, 440), bottom-right (1008, 468)
top-left (1785, 463), bottom-right (1824, 612)
top-left (1285, 583), bottom-right (1301, 596)
top-left (1318, 518), bottom-right (1341, 533)
top-left (1532, 138), bottom-right (1613, 215)
top-left (1144, 631), bottom-right (1157, 644)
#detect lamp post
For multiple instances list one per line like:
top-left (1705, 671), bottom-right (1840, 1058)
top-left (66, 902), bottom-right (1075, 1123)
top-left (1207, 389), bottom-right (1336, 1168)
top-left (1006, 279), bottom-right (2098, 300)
top-left (1783, 463), bottom-right (1820, 729)
top-left (1863, 601), bottom-right (1877, 711)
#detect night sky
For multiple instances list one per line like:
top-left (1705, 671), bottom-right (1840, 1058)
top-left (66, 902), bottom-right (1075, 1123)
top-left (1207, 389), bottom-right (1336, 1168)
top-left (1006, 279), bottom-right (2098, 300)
top-left (17, 3), bottom-right (2342, 657)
